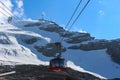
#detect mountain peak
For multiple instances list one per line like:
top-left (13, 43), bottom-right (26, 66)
top-left (0, 20), bottom-right (120, 79)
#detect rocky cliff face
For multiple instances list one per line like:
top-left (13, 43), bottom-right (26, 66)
top-left (68, 39), bottom-right (120, 65)
top-left (23, 20), bottom-right (120, 65)
top-left (23, 20), bottom-right (94, 56)
top-left (107, 39), bottom-right (120, 64)
top-left (24, 20), bottom-right (94, 44)
top-left (34, 43), bottom-right (66, 57)
top-left (68, 39), bottom-right (108, 50)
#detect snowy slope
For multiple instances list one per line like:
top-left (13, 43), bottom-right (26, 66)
top-left (0, 20), bottom-right (120, 79)
top-left (0, 23), bottom-right (48, 65)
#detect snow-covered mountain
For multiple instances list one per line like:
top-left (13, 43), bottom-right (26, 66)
top-left (0, 20), bottom-right (120, 79)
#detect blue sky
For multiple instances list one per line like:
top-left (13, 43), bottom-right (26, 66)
top-left (1, 0), bottom-right (120, 40)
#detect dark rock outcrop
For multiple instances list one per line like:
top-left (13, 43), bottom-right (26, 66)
top-left (34, 43), bottom-right (66, 57)
top-left (21, 35), bottom-right (39, 44)
top-left (64, 32), bottom-right (94, 44)
top-left (79, 39), bottom-right (109, 50)
top-left (0, 32), bottom-right (11, 44)
top-left (22, 38), bottom-right (39, 44)
top-left (68, 45), bottom-right (80, 49)
top-left (107, 39), bottom-right (120, 64)
top-left (39, 23), bottom-right (65, 33)
top-left (68, 39), bottom-right (109, 50)
top-left (24, 22), bottom-right (41, 27)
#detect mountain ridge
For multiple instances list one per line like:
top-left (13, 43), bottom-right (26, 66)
top-left (0, 19), bottom-right (120, 79)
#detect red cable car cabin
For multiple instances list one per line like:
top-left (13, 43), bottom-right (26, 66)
top-left (50, 57), bottom-right (66, 71)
